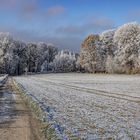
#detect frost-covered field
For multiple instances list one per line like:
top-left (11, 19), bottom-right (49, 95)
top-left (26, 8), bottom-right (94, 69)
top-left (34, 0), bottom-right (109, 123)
top-left (14, 73), bottom-right (140, 139)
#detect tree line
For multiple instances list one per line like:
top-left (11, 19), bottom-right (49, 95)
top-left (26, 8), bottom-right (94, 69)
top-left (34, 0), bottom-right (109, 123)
top-left (0, 33), bottom-right (78, 75)
top-left (78, 22), bottom-right (140, 74)
top-left (0, 22), bottom-right (140, 75)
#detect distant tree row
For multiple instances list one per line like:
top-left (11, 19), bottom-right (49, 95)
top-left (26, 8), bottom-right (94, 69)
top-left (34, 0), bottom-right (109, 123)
top-left (1, 22), bottom-right (140, 75)
top-left (41, 50), bottom-right (78, 73)
top-left (0, 33), bottom-right (78, 75)
top-left (0, 33), bottom-right (58, 75)
top-left (79, 22), bottom-right (140, 74)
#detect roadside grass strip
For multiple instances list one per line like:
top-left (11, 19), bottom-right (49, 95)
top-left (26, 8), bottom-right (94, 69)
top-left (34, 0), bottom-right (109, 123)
top-left (12, 79), bottom-right (78, 140)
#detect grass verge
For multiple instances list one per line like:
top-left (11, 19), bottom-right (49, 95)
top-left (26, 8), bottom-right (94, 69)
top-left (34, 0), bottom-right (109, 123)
top-left (11, 78), bottom-right (58, 140)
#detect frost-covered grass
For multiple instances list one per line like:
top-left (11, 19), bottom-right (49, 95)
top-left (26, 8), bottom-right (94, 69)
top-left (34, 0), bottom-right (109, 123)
top-left (14, 73), bottom-right (140, 139)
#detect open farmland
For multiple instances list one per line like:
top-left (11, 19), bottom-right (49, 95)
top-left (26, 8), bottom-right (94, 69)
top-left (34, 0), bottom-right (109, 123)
top-left (14, 74), bottom-right (140, 139)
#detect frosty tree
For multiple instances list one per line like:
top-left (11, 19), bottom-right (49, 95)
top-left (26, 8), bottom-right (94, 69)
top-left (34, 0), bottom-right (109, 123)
top-left (0, 33), bottom-right (58, 75)
top-left (80, 22), bottom-right (140, 74)
top-left (100, 29), bottom-right (116, 73)
top-left (13, 41), bottom-right (28, 75)
top-left (0, 22), bottom-right (140, 75)
top-left (49, 50), bottom-right (77, 72)
top-left (113, 22), bottom-right (140, 73)
top-left (40, 43), bottom-right (58, 72)
top-left (79, 35), bottom-right (104, 73)
top-left (0, 32), bottom-right (17, 74)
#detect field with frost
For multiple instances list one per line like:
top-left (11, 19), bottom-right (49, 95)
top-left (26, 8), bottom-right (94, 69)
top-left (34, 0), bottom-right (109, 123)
top-left (14, 73), bottom-right (140, 139)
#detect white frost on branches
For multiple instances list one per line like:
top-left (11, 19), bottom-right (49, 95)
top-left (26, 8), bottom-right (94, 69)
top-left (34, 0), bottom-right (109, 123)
top-left (1, 22), bottom-right (140, 74)
top-left (79, 22), bottom-right (140, 74)
top-left (50, 50), bottom-right (76, 72)
top-left (113, 22), bottom-right (140, 73)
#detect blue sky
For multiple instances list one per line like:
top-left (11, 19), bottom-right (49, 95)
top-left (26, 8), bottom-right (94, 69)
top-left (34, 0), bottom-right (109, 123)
top-left (0, 0), bottom-right (140, 52)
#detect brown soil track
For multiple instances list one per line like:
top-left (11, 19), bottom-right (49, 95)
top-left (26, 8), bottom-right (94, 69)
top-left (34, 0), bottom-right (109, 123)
top-left (0, 78), bottom-right (44, 140)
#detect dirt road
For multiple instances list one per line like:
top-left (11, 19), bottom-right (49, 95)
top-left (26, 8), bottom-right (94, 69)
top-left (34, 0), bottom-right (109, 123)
top-left (0, 78), bottom-right (43, 140)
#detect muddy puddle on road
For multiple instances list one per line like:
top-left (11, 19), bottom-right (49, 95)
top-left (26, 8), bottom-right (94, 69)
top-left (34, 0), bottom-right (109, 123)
top-left (0, 85), bottom-right (15, 125)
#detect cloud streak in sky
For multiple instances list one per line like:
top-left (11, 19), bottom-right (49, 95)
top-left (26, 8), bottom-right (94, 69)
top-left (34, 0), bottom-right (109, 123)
top-left (55, 18), bottom-right (115, 36)
top-left (0, 0), bottom-right (139, 51)
top-left (45, 5), bottom-right (66, 17)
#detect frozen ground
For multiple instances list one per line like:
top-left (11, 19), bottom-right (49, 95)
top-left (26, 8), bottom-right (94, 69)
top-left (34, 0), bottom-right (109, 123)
top-left (14, 73), bottom-right (140, 139)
